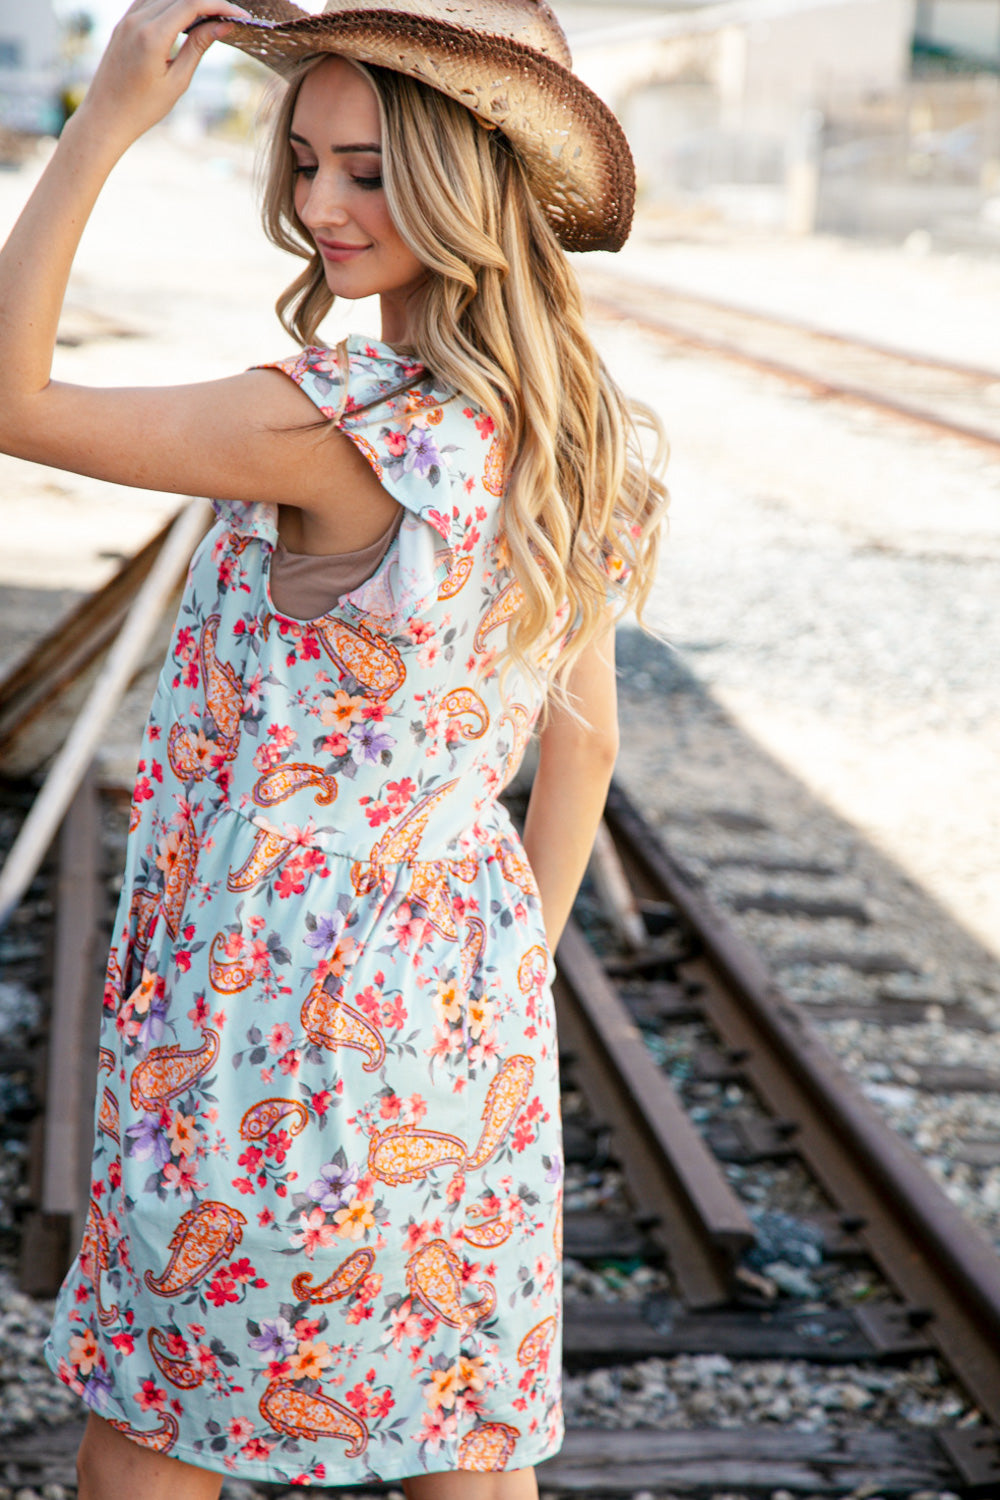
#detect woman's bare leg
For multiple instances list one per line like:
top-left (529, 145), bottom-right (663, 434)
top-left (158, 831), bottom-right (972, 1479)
top-left (403, 1466), bottom-right (538, 1500)
top-left (77, 1414), bottom-right (223, 1500)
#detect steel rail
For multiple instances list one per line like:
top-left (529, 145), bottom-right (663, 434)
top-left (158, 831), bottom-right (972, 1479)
top-left (581, 279), bottom-right (1000, 455)
top-left (553, 920), bottom-right (755, 1308)
top-left (583, 270), bottom-right (1000, 384)
top-left (603, 779), bottom-right (1000, 1432)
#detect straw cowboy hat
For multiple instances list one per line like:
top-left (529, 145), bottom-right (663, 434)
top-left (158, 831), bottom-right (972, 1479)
top-left (207, 0), bottom-right (636, 252)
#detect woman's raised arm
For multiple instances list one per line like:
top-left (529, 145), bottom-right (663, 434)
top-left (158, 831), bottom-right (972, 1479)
top-left (0, 1), bottom-right (381, 529)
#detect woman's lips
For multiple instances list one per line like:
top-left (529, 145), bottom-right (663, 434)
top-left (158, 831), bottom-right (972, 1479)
top-left (316, 238), bottom-right (370, 262)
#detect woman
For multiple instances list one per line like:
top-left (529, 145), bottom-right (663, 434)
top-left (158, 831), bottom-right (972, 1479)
top-left (0, 2), bottom-right (667, 1494)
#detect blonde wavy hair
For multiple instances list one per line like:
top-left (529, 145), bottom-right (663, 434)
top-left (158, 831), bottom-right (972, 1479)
top-left (260, 58), bottom-right (668, 708)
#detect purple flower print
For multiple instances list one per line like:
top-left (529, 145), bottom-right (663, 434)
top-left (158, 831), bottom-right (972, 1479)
top-left (137, 990), bottom-right (169, 1050)
top-left (349, 720), bottom-right (394, 766)
top-left (308, 1160), bottom-right (359, 1212)
top-left (304, 912), bottom-right (346, 952)
top-left (84, 1364), bottom-right (114, 1411)
top-left (249, 1317), bottom-right (297, 1358)
top-left (405, 427), bottom-right (441, 477)
top-left (125, 1112), bottom-right (171, 1168)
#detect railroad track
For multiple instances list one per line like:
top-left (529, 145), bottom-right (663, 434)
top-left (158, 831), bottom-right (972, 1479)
top-left (3, 765), bottom-right (1000, 1493)
top-left (1, 354), bottom-right (999, 1490)
top-left (578, 266), bottom-right (1000, 454)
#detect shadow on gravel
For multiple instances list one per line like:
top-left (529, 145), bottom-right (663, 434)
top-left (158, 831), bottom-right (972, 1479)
top-left (613, 622), bottom-right (1000, 1005)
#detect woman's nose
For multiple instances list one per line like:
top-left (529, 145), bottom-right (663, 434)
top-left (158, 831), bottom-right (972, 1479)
top-left (299, 176), bottom-right (350, 229)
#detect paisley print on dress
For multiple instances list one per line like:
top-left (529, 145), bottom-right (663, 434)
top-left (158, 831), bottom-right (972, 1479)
top-left (44, 336), bottom-right (565, 1486)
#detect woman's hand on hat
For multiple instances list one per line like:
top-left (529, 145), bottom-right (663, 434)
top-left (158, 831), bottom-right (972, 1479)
top-left (72, 0), bottom-right (251, 152)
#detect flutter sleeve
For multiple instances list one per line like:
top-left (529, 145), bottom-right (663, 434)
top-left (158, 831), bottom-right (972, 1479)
top-left (253, 336), bottom-right (463, 619)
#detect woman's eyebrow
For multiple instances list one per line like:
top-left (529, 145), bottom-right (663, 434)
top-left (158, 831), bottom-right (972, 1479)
top-left (289, 131), bottom-right (381, 154)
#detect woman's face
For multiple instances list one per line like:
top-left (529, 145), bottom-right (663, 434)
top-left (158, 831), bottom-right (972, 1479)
top-left (290, 57), bottom-right (426, 321)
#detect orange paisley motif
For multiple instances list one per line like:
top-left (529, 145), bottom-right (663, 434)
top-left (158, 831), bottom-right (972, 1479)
top-left (460, 917), bottom-right (486, 997)
top-left (465, 1055), bottom-right (535, 1172)
top-left (405, 1239), bottom-right (496, 1331)
top-left (499, 702), bottom-right (533, 789)
top-left (458, 1421), bottom-right (521, 1472)
top-left (441, 686), bottom-right (489, 740)
top-left (159, 815), bottom-right (199, 940)
top-left (401, 858), bottom-right (478, 942)
top-left (239, 1097), bottom-right (310, 1142)
top-left (129, 887), bottom-right (160, 973)
top-left (166, 615), bottom-right (242, 780)
top-left (209, 931), bottom-right (256, 993)
top-left (81, 1198), bottom-right (118, 1329)
top-left (252, 763), bottom-right (338, 808)
top-left (368, 1125), bottom-right (467, 1187)
top-left (292, 1247), bottom-right (375, 1304)
top-left (482, 435), bottom-right (507, 498)
top-left (301, 977), bottom-right (385, 1072)
top-left (495, 837), bottom-right (539, 900)
top-left (461, 1205), bottom-right (513, 1249)
top-left (473, 579), bottom-right (523, 652)
top-left (438, 552), bottom-right (474, 599)
top-left (144, 1201), bottom-right (246, 1298)
top-left (98, 1086), bottom-right (120, 1145)
top-left (259, 1381), bottom-right (369, 1455)
top-left (312, 616), bottom-right (405, 702)
top-left (130, 1029), bottom-right (220, 1111)
top-left (202, 613), bottom-right (243, 745)
top-left (356, 780), bottom-right (458, 874)
top-left (226, 825), bottom-right (292, 894)
top-left (517, 1314), bottom-right (558, 1366)
top-left (518, 944), bottom-right (549, 995)
top-left (148, 1327), bottom-right (206, 1390)
top-left (106, 1411), bottom-right (179, 1455)
top-left (98, 1047), bottom-right (115, 1074)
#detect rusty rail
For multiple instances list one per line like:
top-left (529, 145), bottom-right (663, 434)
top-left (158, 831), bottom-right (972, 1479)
top-left (603, 779), bottom-right (1000, 1441)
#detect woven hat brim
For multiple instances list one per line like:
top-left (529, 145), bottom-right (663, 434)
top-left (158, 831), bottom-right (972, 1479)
top-left (217, 13), bottom-right (635, 252)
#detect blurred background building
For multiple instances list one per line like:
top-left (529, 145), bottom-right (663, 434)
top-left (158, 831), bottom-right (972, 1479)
top-left (0, 0), bottom-right (61, 136)
top-left (561, 0), bottom-right (1000, 245)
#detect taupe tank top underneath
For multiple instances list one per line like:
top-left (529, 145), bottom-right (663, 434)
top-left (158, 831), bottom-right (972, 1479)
top-left (269, 511), bottom-right (403, 619)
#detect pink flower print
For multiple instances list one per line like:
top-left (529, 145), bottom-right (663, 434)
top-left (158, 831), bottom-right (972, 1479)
top-left (242, 667), bottom-right (265, 716)
top-left (162, 1159), bottom-right (204, 1200)
top-left (419, 1409), bottom-right (458, 1453)
top-left (291, 1207), bottom-right (338, 1258)
top-left (268, 1022), bottom-right (294, 1056)
top-left (385, 778), bottom-right (416, 813)
top-left (385, 430), bottom-right (407, 457)
top-left (252, 740), bottom-right (283, 773)
top-left (387, 902), bottom-right (426, 953)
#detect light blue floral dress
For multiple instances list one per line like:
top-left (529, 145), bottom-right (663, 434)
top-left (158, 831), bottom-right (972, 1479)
top-left (44, 336), bottom-right (570, 1484)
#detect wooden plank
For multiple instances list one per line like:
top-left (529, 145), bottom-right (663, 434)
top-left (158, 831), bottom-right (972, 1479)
top-left (799, 998), bottom-right (992, 1030)
top-left (538, 1425), bottom-right (958, 1493)
top-left (563, 1211), bottom-right (652, 1261)
top-left (562, 1301), bottom-right (890, 1365)
top-left (0, 515), bottom-right (179, 773)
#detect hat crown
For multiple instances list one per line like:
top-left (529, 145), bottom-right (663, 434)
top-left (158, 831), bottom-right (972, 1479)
top-left (318, 0), bottom-right (572, 67)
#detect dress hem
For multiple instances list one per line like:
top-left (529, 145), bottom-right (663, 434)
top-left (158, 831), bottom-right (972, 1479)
top-left (44, 1339), bottom-right (563, 1486)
